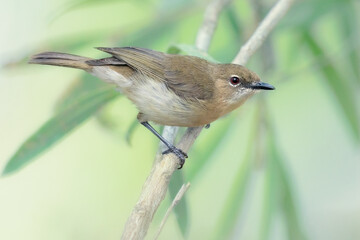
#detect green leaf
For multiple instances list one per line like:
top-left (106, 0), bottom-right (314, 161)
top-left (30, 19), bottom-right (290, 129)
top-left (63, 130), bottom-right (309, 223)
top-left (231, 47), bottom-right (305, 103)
top-left (158, 0), bottom-right (193, 13)
top-left (117, 20), bottom-right (179, 49)
top-left (279, 0), bottom-right (346, 29)
top-left (212, 148), bottom-right (252, 240)
top-left (50, 0), bottom-right (124, 23)
top-left (186, 115), bottom-right (235, 182)
top-left (56, 74), bottom-right (111, 112)
top-left (168, 44), bottom-right (219, 63)
top-left (259, 135), bottom-right (280, 240)
top-left (212, 109), bottom-right (260, 240)
top-left (268, 135), bottom-right (308, 240)
top-left (169, 170), bottom-right (189, 237)
top-left (125, 118), bottom-right (140, 145)
top-left (224, 5), bottom-right (243, 42)
top-left (339, 4), bottom-right (360, 84)
top-left (2, 86), bottom-right (118, 176)
top-left (303, 31), bottom-right (360, 141)
top-left (115, 3), bottom-right (201, 49)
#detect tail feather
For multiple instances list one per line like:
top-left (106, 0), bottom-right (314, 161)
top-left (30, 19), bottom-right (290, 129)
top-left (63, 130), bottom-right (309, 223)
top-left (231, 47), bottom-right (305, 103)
top-left (29, 52), bottom-right (92, 70)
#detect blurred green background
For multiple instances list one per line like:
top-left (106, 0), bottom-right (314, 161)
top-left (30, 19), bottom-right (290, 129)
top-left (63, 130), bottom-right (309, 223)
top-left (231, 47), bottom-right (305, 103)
top-left (0, 0), bottom-right (359, 239)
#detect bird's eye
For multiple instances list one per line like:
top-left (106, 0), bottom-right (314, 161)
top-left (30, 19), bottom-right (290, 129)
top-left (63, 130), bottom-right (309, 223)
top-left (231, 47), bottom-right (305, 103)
top-left (229, 76), bottom-right (240, 86)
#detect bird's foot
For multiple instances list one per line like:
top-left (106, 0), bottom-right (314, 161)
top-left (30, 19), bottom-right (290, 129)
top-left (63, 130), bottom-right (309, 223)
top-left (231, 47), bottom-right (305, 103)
top-left (205, 124), bottom-right (210, 129)
top-left (162, 147), bottom-right (188, 169)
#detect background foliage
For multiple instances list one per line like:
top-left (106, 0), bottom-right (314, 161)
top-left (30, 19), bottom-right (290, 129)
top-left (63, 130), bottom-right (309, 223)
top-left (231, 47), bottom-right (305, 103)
top-left (0, 0), bottom-right (359, 239)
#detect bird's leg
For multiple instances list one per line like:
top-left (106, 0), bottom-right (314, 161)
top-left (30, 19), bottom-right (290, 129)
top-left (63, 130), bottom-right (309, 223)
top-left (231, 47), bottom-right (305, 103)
top-left (205, 124), bottom-right (210, 129)
top-left (140, 121), bottom-right (188, 169)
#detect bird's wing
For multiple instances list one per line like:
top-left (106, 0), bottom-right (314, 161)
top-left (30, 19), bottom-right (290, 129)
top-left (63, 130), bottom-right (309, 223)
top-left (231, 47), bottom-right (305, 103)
top-left (163, 55), bottom-right (215, 100)
top-left (95, 47), bottom-right (166, 81)
top-left (96, 47), bottom-right (214, 100)
top-left (86, 57), bottom-right (126, 66)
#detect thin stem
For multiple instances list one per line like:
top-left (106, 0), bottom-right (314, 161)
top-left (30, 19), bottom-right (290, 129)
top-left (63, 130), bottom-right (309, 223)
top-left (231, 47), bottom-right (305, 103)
top-left (233, 0), bottom-right (296, 65)
top-left (153, 183), bottom-right (191, 240)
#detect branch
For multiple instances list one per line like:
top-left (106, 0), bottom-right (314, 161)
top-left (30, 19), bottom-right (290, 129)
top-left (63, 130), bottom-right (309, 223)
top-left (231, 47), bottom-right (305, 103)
top-left (233, 0), bottom-right (295, 65)
top-left (120, 0), bottom-right (295, 239)
top-left (196, 0), bottom-right (233, 52)
top-left (153, 183), bottom-right (191, 240)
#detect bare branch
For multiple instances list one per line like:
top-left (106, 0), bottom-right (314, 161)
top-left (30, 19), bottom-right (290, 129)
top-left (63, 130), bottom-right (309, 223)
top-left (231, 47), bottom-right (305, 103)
top-left (159, 126), bottom-right (179, 152)
top-left (153, 183), bottom-right (191, 240)
top-left (120, 153), bottom-right (178, 240)
top-left (196, 0), bottom-right (233, 52)
top-left (233, 0), bottom-right (295, 65)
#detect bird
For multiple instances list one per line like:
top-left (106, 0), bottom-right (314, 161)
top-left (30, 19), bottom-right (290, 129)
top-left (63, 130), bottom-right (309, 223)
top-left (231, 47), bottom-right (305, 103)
top-left (29, 47), bottom-right (275, 168)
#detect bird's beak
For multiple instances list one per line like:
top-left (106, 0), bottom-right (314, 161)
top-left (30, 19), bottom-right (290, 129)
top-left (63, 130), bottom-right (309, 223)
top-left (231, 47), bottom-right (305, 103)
top-left (250, 81), bottom-right (275, 90)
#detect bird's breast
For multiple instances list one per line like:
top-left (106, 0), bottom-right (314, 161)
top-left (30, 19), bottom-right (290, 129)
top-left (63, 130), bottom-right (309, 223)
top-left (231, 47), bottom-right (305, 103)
top-left (124, 77), bottom-right (219, 126)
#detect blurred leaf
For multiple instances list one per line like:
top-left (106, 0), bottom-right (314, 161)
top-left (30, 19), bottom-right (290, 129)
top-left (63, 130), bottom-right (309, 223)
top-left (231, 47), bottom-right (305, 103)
top-left (259, 135), bottom-right (280, 240)
top-left (168, 44), bottom-right (219, 63)
top-left (116, 19), bottom-right (179, 49)
top-left (53, 35), bottom-right (106, 53)
top-left (224, 5), bottom-right (243, 43)
top-left (50, 0), bottom-right (125, 23)
top-left (2, 86), bottom-right (118, 176)
top-left (268, 134), bottom-right (308, 240)
top-left (114, 3), bottom-right (201, 49)
top-left (169, 170), bottom-right (189, 237)
top-left (303, 31), bottom-right (360, 141)
top-left (339, 4), bottom-right (360, 84)
top-left (125, 118), bottom-right (139, 145)
top-left (3, 35), bottom-right (105, 69)
top-left (279, 0), bottom-right (346, 29)
top-left (212, 147), bottom-right (252, 240)
top-left (157, 0), bottom-right (193, 13)
top-left (186, 116), bottom-right (235, 182)
top-left (56, 74), bottom-right (110, 112)
top-left (212, 109), bottom-right (260, 240)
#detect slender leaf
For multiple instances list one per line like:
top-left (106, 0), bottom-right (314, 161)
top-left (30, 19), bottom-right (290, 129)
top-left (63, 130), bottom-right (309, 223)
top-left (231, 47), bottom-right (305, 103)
top-left (212, 147), bottom-right (252, 240)
top-left (279, 0), bottom-right (346, 29)
top-left (258, 135), bottom-right (280, 240)
top-left (339, 4), bottom-right (360, 83)
top-left (50, 0), bottom-right (124, 23)
top-left (303, 31), bottom-right (360, 141)
top-left (114, 2), bottom-right (202, 48)
top-left (2, 87), bottom-right (118, 176)
top-left (212, 109), bottom-right (260, 240)
top-left (168, 170), bottom-right (189, 237)
top-left (186, 115), bottom-right (236, 182)
top-left (168, 44), bottom-right (219, 63)
top-left (268, 136), bottom-right (308, 240)
top-left (56, 74), bottom-right (110, 112)
top-left (158, 0), bottom-right (193, 13)
top-left (125, 118), bottom-right (140, 145)
top-left (224, 5), bottom-right (243, 42)
top-left (117, 19), bottom-right (179, 49)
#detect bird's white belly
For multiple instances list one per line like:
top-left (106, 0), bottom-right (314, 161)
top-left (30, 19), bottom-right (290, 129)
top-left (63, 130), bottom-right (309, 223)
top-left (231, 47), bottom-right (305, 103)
top-left (90, 66), bottom-right (207, 126)
top-left (127, 79), bottom-right (195, 125)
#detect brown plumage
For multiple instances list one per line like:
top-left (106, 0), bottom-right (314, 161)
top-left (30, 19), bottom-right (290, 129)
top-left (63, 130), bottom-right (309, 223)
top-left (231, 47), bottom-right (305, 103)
top-left (29, 47), bottom-right (273, 126)
top-left (29, 47), bottom-right (274, 167)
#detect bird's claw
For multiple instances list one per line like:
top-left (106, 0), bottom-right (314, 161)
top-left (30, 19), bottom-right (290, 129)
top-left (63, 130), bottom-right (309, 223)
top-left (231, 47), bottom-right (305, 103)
top-left (162, 147), bottom-right (188, 169)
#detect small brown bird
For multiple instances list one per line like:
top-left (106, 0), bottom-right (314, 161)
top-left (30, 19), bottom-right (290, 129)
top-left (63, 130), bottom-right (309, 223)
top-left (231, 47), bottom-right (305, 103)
top-left (29, 47), bottom-right (274, 168)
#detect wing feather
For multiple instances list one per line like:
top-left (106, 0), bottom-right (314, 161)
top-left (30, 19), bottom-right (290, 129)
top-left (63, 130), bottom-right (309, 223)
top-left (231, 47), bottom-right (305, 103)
top-left (96, 47), bottom-right (214, 100)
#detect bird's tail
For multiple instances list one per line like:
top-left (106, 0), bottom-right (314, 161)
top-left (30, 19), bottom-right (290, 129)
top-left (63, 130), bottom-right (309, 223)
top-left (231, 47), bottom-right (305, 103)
top-left (29, 52), bottom-right (92, 70)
